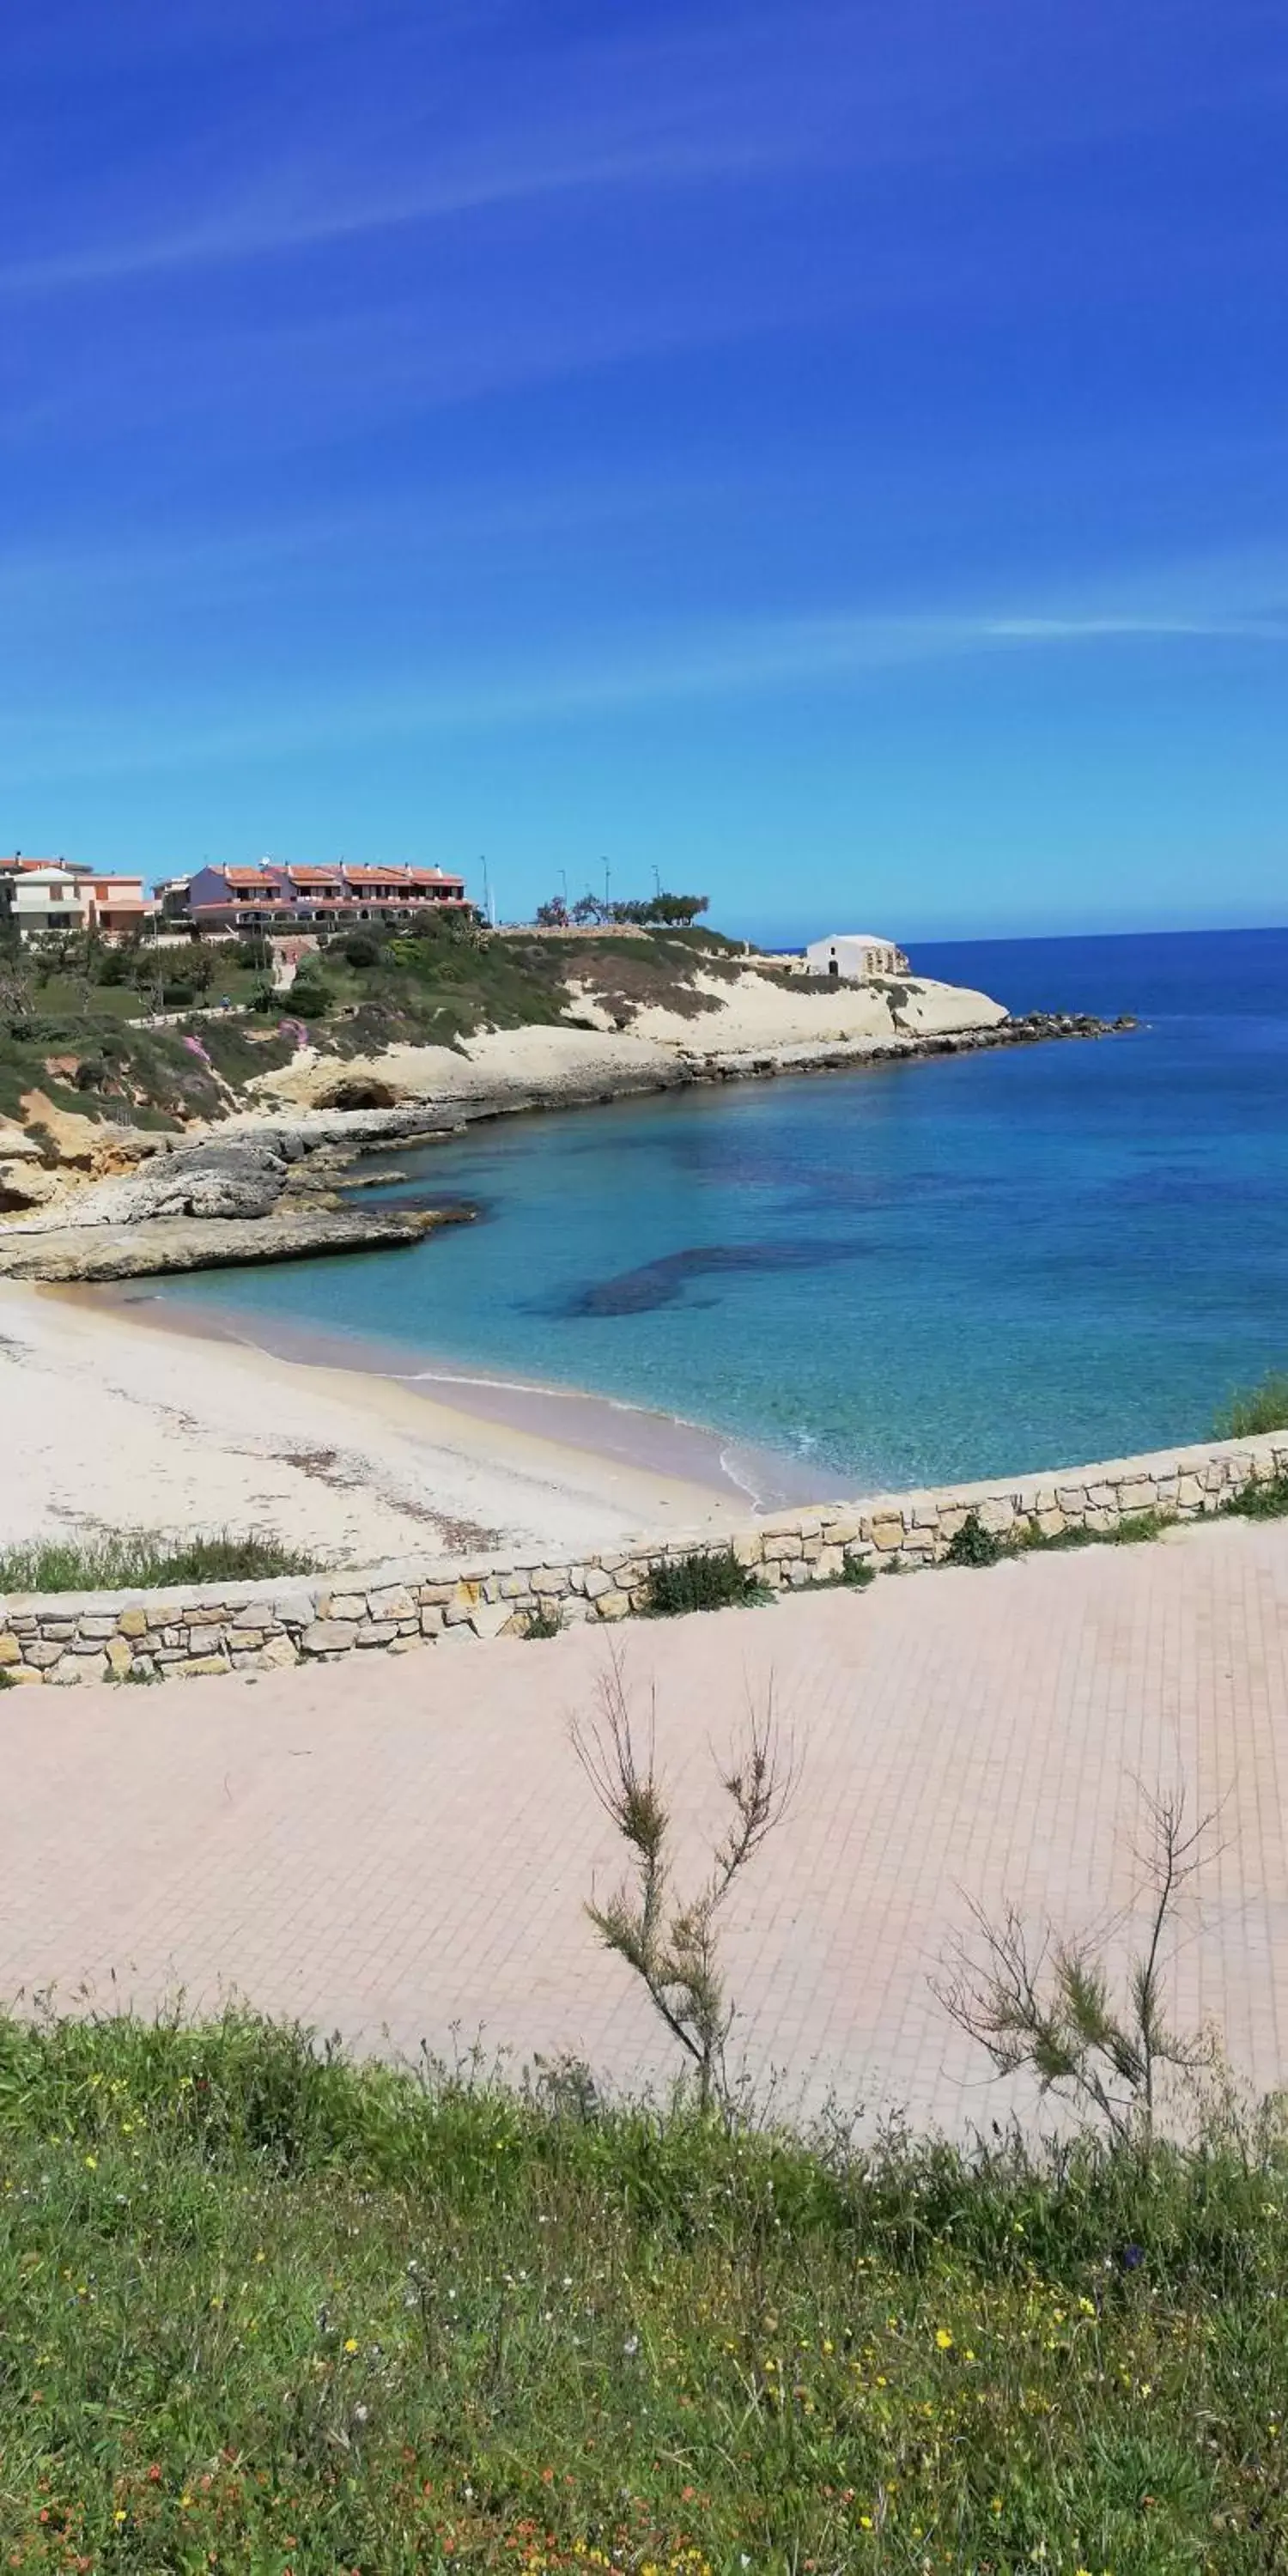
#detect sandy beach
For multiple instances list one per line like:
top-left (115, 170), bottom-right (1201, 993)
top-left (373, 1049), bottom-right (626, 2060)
top-left (0, 1279), bottom-right (758, 1565)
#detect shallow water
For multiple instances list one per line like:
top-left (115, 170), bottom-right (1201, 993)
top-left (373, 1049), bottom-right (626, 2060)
top-left (153, 927), bottom-right (1288, 1495)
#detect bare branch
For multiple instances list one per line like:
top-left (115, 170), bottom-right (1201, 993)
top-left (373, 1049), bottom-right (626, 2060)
top-left (933, 1777), bottom-right (1223, 2148)
top-left (571, 1653), bottom-right (801, 2114)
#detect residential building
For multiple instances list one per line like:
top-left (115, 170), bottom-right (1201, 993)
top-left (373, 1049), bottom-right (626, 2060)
top-left (803, 932), bottom-right (910, 981)
top-left (80, 870), bottom-right (154, 938)
top-left (180, 861), bottom-right (470, 933)
top-left (0, 855), bottom-right (154, 942)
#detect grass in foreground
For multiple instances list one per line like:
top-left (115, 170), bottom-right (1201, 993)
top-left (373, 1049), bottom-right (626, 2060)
top-left (0, 1528), bottom-right (320, 1595)
top-left (0, 2008), bottom-right (1284, 2572)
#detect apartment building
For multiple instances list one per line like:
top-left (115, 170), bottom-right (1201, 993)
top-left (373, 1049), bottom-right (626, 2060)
top-left (179, 861), bottom-right (470, 933)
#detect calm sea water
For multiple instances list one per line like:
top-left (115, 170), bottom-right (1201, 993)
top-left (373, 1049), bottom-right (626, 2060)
top-left (155, 927), bottom-right (1288, 1494)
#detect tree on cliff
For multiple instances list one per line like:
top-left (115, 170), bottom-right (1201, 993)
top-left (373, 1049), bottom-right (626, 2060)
top-left (645, 892), bottom-right (708, 927)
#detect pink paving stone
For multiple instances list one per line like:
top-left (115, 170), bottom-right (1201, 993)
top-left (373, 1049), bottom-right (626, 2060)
top-left (3, 1512), bottom-right (1286, 2135)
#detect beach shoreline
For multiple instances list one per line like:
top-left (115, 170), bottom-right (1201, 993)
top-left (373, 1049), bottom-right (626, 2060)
top-left (0, 990), bottom-right (1140, 1557)
top-left (1, 1273), bottom-right (802, 1568)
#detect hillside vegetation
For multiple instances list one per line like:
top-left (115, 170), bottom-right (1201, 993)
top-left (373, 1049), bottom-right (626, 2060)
top-left (0, 920), bottom-right (756, 1138)
top-left (0, 2006), bottom-right (1281, 2573)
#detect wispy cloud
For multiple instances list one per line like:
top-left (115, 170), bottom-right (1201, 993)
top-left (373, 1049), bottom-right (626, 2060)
top-left (4, 0), bottom-right (1283, 301)
top-left (4, 579), bottom-right (1285, 786)
top-left (0, 7), bottom-right (862, 300)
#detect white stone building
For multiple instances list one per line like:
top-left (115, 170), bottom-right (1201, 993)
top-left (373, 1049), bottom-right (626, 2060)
top-left (804, 932), bottom-right (909, 981)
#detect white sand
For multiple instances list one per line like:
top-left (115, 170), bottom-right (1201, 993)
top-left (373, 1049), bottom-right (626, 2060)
top-left (0, 1282), bottom-right (748, 1567)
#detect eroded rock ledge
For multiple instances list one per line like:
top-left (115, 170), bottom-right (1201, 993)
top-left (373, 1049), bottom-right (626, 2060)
top-left (0, 1206), bottom-right (453, 1283)
top-left (0, 1127), bottom-right (471, 1281)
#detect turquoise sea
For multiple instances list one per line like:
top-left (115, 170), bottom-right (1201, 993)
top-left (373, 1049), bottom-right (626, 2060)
top-left (153, 928), bottom-right (1288, 1498)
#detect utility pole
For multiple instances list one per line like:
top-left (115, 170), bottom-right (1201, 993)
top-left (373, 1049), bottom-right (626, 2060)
top-left (603, 855), bottom-right (611, 914)
top-left (480, 855), bottom-right (490, 925)
top-left (653, 864), bottom-right (661, 899)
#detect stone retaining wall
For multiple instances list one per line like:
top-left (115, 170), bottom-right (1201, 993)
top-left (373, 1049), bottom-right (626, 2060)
top-left (3, 1431), bottom-right (1285, 1688)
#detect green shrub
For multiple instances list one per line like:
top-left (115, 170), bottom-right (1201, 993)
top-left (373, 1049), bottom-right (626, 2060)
top-left (1212, 1370), bottom-right (1288, 1439)
top-left (1223, 1470), bottom-right (1288, 1520)
top-left (949, 1507), bottom-right (1174, 1566)
top-left (1018, 1518), bottom-right (1099, 1553)
top-left (524, 1601), bottom-right (563, 1639)
top-left (1109, 1508), bottom-right (1174, 1544)
top-left (0, 1527), bottom-right (321, 1595)
top-left (808, 1555), bottom-right (876, 1592)
top-left (945, 1508), bottom-right (1008, 1567)
top-left (335, 929), bottom-right (386, 969)
top-left (641, 1546), bottom-right (769, 1617)
top-left (287, 978), bottom-right (332, 1018)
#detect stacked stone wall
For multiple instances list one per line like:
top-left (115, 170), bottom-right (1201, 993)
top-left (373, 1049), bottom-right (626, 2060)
top-left (3, 1431), bottom-right (1285, 1687)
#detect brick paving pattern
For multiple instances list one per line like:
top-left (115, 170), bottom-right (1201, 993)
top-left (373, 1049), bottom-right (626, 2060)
top-left (3, 1514), bottom-right (1286, 2132)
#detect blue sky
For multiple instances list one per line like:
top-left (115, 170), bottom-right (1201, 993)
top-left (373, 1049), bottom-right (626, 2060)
top-left (3, 0), bottom-right (1286, 941)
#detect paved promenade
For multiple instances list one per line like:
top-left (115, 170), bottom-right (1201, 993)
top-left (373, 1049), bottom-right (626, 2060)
top-left (3, 1514), bottom-right (1286, 2132)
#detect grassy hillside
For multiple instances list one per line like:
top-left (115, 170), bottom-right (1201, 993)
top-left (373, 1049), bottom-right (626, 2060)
top-left (290, 924), bottom-right (751, 1052)
top-left (0, 1014), bottom-right (299, 1133)
top-left (0, 925), bottom-right (754, 1137)
top-left (0, 2006), bottom-right (1282, 2572)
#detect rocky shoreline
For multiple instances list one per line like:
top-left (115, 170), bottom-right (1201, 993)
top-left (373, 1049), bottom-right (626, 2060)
top-left (0, 1206), bottom-right (457, 1284)
top-left (0, 1127), bottom-right (471, 1282)
top-left (0, 1007), bottom-right (1133, 1283)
